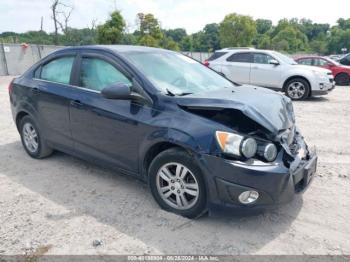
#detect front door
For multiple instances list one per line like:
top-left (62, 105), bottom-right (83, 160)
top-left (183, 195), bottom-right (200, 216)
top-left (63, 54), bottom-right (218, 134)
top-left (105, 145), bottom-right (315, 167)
top-left (69, 53), bottom-right (147, 174)
top-left (250, 52), bottom-right (281, 88)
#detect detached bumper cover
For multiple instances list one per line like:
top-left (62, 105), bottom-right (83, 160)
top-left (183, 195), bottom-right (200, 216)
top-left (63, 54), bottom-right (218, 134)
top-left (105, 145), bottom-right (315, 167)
top-left (199, 138), bottom-right (317, 214)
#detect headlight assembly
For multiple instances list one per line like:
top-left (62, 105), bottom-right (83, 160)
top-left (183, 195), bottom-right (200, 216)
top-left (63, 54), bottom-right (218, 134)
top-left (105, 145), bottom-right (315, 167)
top-left (216, 131), bottom-right (277, 162)
top-left (215, 131), bottom-right (257, 158)
top-left (263, 143), bottom-right (278, 162)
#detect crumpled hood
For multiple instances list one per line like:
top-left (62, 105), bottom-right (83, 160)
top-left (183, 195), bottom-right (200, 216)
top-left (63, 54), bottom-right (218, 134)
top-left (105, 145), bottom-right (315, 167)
top-left (175, 85), bottom-right (295, 135)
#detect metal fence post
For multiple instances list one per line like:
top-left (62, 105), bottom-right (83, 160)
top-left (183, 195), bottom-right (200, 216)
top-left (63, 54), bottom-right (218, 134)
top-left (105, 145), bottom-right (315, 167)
top-left (0, 42), bottom-right (9, 76)
top-left (37, 44), bottom-right (42, 59)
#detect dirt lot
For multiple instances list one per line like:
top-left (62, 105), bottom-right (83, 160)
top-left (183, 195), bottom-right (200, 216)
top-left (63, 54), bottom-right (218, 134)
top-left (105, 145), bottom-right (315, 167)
top-left (0, 75), bottom-right (350, 255)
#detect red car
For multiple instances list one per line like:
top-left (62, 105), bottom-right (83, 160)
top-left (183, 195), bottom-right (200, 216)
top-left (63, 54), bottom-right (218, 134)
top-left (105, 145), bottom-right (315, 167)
top-left (296, 56), bottom-right (350, 85)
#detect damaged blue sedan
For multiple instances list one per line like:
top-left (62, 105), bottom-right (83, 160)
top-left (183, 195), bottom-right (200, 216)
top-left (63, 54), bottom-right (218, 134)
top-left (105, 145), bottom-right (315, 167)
top-left (9, 45), bottom-right (317, 218)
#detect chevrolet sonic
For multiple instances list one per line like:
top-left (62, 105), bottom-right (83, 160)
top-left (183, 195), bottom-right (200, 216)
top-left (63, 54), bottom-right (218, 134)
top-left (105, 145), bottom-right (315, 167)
top-left (9, 45), bottom-right (317, 218)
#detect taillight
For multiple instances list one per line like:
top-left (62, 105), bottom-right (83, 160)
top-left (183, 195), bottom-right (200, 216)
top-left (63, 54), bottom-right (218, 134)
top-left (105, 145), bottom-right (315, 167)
top-left (203, 60), bottom-right (210, 67)
top-left (8, 79), bottom-right (14, 94)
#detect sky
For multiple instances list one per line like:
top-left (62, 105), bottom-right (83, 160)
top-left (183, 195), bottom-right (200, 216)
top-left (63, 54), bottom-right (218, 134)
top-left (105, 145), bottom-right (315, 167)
top-left (0, 0), bottom-right (349, 34)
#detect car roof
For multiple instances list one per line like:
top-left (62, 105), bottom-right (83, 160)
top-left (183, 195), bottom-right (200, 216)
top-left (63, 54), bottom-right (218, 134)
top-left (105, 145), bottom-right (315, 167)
top-left (296, 56), bottom-right (323, 59)
top-left (53, 45), bottom-right (171, 54)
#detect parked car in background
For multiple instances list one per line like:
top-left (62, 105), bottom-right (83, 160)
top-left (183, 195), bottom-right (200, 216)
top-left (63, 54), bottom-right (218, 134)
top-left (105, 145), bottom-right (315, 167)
top-left (206, 48), bottom-right (335, 100)
top-left (327, 54), bottom-right (344, 62)
top-left (9, 45), bottom-right (317, 218)
top-left (296, 56), bottom-right (350, 85)
top-left (339, 53), bottom-right (350, 66)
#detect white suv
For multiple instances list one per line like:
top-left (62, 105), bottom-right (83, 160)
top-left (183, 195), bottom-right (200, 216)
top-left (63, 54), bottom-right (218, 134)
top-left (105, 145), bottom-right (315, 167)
top-left (207, 48), bottom-right (335, 100)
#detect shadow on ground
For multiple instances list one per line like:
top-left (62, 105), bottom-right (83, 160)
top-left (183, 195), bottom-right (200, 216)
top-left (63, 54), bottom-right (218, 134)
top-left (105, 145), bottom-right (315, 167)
top-left (0, 141), bottom-right (303, 254)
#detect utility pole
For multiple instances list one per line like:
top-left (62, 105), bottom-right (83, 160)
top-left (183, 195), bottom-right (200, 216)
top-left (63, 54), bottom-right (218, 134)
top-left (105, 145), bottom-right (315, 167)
top-left (40, 16), bottom-right (43, 31)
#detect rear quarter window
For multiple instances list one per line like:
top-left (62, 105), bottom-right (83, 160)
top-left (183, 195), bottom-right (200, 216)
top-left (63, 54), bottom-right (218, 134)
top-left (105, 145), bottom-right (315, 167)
top-left (226, 52), bottom-right (252, 63)
top-left (208, 52), bottom-right (227, 61)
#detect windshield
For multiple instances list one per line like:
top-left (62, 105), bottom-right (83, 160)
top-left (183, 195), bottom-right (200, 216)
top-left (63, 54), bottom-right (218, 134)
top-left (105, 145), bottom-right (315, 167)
top-left (124, 51), bottom-right (234, 95)
top-left (271, 51), bottom-right (297, 65)
top-left (327, 58), bottom-right (340, 65)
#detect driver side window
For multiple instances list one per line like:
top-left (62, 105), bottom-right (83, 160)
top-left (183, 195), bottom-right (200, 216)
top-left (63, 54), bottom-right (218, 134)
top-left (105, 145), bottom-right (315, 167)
top-left (80, 57), bottom-right (132, 92)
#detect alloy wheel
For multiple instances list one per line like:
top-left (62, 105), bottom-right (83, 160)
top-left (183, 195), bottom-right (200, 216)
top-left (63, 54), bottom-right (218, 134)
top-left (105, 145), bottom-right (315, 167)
top-left (156, 162), bottom-right (199, 210)
top-left (287, 81), bottom-right (306, 99)
top-left (22, 122), bottom-right (39, 153)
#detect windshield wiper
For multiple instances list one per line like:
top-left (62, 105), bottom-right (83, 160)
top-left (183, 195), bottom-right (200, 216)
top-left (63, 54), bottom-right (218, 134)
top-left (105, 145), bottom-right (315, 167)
top-left (165, 89), bottom-right (192, 96)
top-left (177, 92), bottom-right (193, 96)
top-left (166, 88), bottom-right (176, 96)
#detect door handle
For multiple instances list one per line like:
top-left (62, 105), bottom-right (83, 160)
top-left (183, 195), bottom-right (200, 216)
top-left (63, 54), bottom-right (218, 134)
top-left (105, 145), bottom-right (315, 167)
top-left (252, 66), bottom-right (259, 69)
top-left (32, 87), bottom-right (40, 94)
top-left (70, 100), bottom-right (83, 108)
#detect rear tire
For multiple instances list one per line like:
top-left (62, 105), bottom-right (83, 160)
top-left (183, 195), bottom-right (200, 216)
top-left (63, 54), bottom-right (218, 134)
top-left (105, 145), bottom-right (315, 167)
top-left (284, 78), bottom-right (310, 100)
top-left (19, 115), bottom-right (53, 159)
top-left (335, 73), bottom-right (349, 86)
top-left (148, 148), bottom-right (207, 218)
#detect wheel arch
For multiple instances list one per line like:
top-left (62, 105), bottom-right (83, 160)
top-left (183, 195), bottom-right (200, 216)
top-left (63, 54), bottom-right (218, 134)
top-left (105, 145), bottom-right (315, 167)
top-left (334, 72), bottom-right (350, 85)
top-left (141, 141), bottom-right (196, 180)
top-left (15, 111), bottom-right (30, 132)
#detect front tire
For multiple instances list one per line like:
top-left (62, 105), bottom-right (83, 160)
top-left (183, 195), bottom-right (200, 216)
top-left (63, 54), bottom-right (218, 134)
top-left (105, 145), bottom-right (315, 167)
top-left (284, 78), bottom-right (310, 100)
top-left (335, 73), bottom-right (349, 86)
top-left (19, 115), bottom-right (53, 159)
top-left (148, 148), bottom-right (207, 218)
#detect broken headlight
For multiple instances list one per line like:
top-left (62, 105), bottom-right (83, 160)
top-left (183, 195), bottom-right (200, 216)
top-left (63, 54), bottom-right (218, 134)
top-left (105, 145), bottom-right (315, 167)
top-left (216, 131), bottom-right (257, 158)
top-left (259, 143), bottom-right (277, 162)
top-left (216, 131), bottom-right (277, 162)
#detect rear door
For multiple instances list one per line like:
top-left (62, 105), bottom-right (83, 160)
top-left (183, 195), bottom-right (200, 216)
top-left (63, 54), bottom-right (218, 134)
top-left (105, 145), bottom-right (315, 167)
top-left (68, 51), bottom-right (146, 174)
top-left (221, 52), bottom-right (252, 84)
top-left (32, 54), bottom-right (76, 149)
top-left (250, 52), bottom-right (282, 88)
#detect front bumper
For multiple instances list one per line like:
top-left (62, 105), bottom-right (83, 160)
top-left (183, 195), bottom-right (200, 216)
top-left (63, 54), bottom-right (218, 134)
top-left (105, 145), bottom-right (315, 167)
top-left (199, 136), bottom-right (317, 215)
top-left (312, 79), bottom-right (335, 96)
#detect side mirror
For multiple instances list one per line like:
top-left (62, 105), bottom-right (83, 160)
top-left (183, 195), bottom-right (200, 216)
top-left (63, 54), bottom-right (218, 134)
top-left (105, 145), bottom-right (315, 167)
top-left (327, 63), bottom-right (335, 67)
top-left (101, 82), bottom-right (131, 100)
top-left (268, 59), bottom-right (280, 66)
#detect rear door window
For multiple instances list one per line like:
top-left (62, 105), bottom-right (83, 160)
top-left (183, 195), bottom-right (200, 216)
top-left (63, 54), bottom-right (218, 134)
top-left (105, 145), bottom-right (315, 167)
top-left (226, 52), bottom-right (252, 63)
top-left (40, 56), bottom-right (75, 84)
top-left (208, 52), bottom-right (227, 61)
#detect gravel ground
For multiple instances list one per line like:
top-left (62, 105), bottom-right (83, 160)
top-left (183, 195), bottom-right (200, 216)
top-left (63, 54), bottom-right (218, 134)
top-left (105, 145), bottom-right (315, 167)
top-left (0, 75), bottom-right (350, 255)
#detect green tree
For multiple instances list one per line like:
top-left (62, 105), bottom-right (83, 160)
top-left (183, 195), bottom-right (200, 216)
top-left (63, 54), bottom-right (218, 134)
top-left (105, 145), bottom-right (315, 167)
top-left (97, 11), bottom-right (125, 44)
top-left (180, 36), bottom-right (193, 51)
top-left (272, 26), bottom-right (308, 53)
top-left (203, 23), bottom-right (220, 51)
top-left (337, 18), bottom-right (350, 30)
top-left (136, 13), bottom-right (163, 47)
top-left (257, 34), bottom-right (272, 49)
top-left (163, 28), bottom-right (187, 43)
top-left (160, 36), bottom-right (180, 51)
top-left (256, 19), bottom-right (272, 34)
top-left (219, 13), bottom-right (257, 48)
top-left (327, 28), bottom-right (350, 53)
